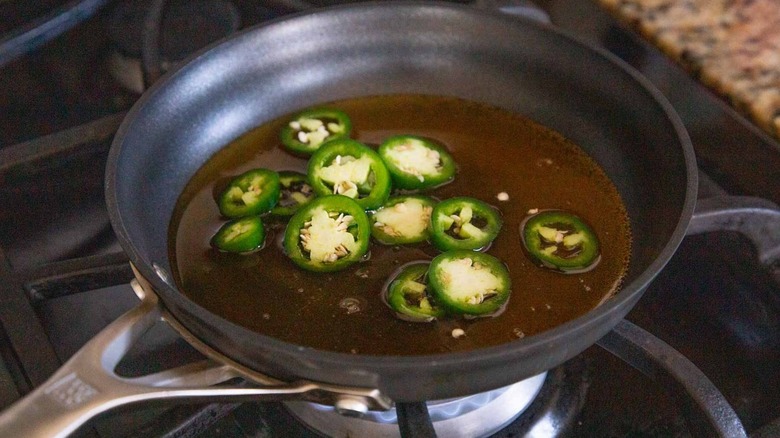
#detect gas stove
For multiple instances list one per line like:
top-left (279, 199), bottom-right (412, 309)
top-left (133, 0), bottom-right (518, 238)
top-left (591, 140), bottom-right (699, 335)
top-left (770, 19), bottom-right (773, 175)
top-left (1, 1), bottom-right (779, 437)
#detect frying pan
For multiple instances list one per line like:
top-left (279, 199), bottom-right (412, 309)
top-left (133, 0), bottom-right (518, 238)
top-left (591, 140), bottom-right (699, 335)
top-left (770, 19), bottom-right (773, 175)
top-left (0, 1), bottom-right (701, 436)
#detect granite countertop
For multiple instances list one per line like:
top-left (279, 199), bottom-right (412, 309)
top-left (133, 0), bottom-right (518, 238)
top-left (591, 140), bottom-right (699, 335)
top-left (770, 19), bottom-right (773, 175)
top-left (597, 0), bottom-right (780, 141)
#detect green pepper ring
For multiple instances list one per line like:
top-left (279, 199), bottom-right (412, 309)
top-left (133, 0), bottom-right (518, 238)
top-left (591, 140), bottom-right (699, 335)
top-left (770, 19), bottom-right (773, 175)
top-left (283, 195), bottom-right (371, 272)
top-left (521, 209), bottom-right (601, 273)
top-left (307, 139), bottom-right (391, 210)
top-left (217, 168), bottom-right (280, 218)
top-left (430, 197), bottom-right (503, 251)
top-left (271, 171), bottom-right (316, 217)
top-left (377, 135), bottom-right (456, 190)
top-left (386, 263), bottom-right (446, 322)
top-left (280, 108), bottom-right (352, 155)
top-left (370, 195), bottom-right (436, 245)
top-left (210, 216), bottom-right (266, 253)
top-left (428, 250), bottom-right (511, 316)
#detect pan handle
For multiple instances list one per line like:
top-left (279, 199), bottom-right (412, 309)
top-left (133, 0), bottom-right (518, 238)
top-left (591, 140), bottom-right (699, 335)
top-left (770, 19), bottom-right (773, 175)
top-left (688, 196), bottom-right (780, 282)
top-left (0, 280), bottom-right (381, 438)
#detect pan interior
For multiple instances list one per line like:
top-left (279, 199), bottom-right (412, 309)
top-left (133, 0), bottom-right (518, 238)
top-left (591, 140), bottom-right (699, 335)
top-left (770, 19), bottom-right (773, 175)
top-left (170, 93), bottom-right (633, 355)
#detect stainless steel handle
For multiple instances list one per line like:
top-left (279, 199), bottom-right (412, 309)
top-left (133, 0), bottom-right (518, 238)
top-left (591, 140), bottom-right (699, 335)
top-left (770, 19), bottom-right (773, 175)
top-left (0, 279), bottom-right (390, 438)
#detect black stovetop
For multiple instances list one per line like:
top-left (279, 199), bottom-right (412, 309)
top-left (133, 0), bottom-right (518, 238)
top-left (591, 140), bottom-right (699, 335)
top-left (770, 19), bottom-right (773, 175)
top-left (1, 1), bottom-right (779, 437)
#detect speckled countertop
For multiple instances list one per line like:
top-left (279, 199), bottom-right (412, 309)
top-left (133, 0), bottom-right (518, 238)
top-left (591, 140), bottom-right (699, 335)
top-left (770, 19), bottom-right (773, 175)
top-left (597, 0), bottom-right (780, 141)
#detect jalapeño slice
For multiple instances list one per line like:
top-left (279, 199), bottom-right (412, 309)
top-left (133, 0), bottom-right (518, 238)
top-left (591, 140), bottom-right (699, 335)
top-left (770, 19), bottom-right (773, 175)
top-left (211, 216), bottom-right (265, 253)
top-left (521, 210), bottom-right (601, 273)
top-left (271, 171), bottom-right (316, 216)
top-left (280, 108), bottom-right (352, 155)
top-left (283, 195), bottom-right (370, 272)
top-left (308, 139), bottom-right (391, 210)
top-left (378, 135), bottom-right (456, 190)
top-left (218, 169), bottom-right (280, 218)
top-left (430, 197), bottom-right (502, 251)
top-left (386, 263), bottom-right (445, 322)
top-left (370, 196), bottom-right (436, 245)
top-left (428, 250), bottom-right (511, 316)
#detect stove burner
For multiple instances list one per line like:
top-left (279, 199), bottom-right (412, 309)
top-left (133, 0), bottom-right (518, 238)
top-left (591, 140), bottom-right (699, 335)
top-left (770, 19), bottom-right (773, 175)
top-left (107, 0), bottom-right (241, 92)
top-left (286, 373), bottom-right (548, 437)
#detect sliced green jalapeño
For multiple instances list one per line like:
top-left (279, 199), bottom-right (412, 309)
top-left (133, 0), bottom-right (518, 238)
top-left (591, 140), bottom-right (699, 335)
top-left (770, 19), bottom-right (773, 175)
top-left (218, 169), bottom-right (280, 218)
top-left (271, 171), bottom-right (316, 216)
top-left (308, 139), bottom-right (391, 210)
top-left (283, 195), bottom-right (370, 272)
top-left (280, 108), bottom-right (352, 155)
top-left (428, 250), bottom-right (511, 316)
top-left (521, 210), bottom-right (601, 273)
top-left (430, 197), bottom-right (502, 251)
top-left (386, 263), bottom-right (445, 322)
top-left (211, 216), bottom-right (265, 253)
top-left (370, 196), bottom-right (436, 245)
top-left (378, 135), bottom-right (456, 190)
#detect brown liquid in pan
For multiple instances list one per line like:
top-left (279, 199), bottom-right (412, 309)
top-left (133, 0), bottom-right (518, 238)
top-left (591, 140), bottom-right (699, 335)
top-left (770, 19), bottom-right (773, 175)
top-left (170, 95), bottom-right (631, 355)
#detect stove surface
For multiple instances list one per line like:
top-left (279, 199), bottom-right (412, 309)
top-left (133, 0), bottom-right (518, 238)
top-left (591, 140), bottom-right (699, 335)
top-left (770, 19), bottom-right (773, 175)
top-left (0, 1), bottom-right (779, 437)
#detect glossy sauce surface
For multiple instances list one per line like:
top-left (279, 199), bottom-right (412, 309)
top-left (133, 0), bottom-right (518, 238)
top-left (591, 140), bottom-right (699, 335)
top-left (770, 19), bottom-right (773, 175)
top-left (170, 95), bottom-right (631, 355)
